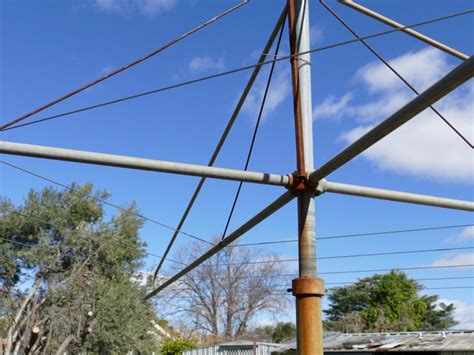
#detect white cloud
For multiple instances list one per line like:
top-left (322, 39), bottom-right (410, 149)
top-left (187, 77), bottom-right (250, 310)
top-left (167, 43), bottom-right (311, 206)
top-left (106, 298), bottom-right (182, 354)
top-left (313, 92), bottom-right (353, 120)
top-left (456, 226), bottom-right (474, 242)
top-left (316, 48), bottom-right (474, 183)
top-left (188, 56), bottom-right (225, 73)
top-left (431, 253), bottom-right (474, 268)
top-left (438, 298), bottom-right (474, 329)
top-left (355, 48), bottom-right (448, 93)
top-left (242, 67), bottom-right (291, 120)
top-left (95, 0), bottom-right (175, 15)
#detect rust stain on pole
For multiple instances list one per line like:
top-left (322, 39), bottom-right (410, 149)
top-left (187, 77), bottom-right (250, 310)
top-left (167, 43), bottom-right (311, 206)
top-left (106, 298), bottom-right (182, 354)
top-left (287, 0), bottom-right (324, 354)
top-left (287, 0), bottom-right (306, 177)
top-left (292, 278), bottom-right (325, 355)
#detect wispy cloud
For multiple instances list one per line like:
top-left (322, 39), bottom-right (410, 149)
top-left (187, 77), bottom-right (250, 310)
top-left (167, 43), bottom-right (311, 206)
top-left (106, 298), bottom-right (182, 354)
top-left (95, 0), bottom-right (176, 16)
top-left (188, 56), bottom-right (225, 73)
top-left (313, 92), bottom-right (352, 121)
top-left (314, 48), bottom-right (474, 183)
top-left (451, 226), bottom-right (474, 243)
top-left (242, 66), bottom-right (291, 121)
top-left (431, 253), bottom-right (474, 268)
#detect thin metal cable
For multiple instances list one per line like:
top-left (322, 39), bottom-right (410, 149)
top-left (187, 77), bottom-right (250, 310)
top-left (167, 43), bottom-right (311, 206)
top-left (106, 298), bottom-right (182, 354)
top-left (159, 264), bottom-right (474, 281)
top-left (203, 246), bottom-right (473, 266)
top-left (151, 6), bottom-right (288, 282)
top-left (221, 19), bottom-right (286, 240)
top-left (0, 160), bottom-right (213, 245)
top-left (161, 286), bottom-right (474, 299)
top-left (319, 0), bottom-right (472, 148)
top-left (0, 1), bottom-right (249, 131)
top-left (3, 8), bottom-right (472, 132)
top-left (230, 223), bottom-right (474, 247)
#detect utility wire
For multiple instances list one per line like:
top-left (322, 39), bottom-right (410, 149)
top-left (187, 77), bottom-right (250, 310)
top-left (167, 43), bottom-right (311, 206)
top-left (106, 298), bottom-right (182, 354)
top-left (230, 223), bottom-right (474, 247)
top-left (2, 8), bottom-right (472, 132)
top-left (161, 286), bottom-right (474, 300)
top-left (204, 246), bottom-right (473, 266)
top-left (0, 0), bottom-right (249, 131)
top-left (221, 19), bottom-right (286, 240)
top-left (0, 159), bottom-right (213, 245)
top-left (319, 0), bottom-right (472, 148)
top-left (158, 264), bottom-right (474, 281)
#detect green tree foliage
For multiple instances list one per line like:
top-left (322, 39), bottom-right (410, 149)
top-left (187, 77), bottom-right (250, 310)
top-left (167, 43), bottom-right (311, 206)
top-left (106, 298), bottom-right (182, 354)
top-left (0, 184), bottom-right (159, 353)
top-left (160, 338), bottom-right (197, 355)
top-left (272, 322), bottom-right (296, 343)
top-left (324, 271), bottom-right (457, 332)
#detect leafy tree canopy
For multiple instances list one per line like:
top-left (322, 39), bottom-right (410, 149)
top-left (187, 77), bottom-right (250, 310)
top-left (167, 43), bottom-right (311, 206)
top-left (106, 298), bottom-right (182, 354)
top-left (272, 322), bottom-right (296, 343)
top-left (1, 184), bottom-right (159, 353)
top-left (160, 338), bottom-right (197, 355)
top-left (324, 271), bottom-right (457, 332)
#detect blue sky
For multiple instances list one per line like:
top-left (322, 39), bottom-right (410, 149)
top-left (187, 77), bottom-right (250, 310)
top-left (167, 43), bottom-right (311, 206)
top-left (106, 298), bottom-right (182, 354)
top-left (1, 0), bottom-right (473, 328)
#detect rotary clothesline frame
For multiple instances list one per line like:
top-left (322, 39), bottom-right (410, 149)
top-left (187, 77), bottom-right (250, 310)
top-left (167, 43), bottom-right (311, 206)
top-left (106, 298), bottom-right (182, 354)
top-left (1, 1), bottom-right (473, 354)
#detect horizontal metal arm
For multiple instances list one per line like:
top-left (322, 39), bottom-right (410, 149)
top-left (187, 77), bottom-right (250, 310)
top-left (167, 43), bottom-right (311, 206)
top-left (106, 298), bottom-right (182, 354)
top-left (338, 0), bottom-right (469, 61)
top-left (309, 55), bottom-right (474, 184)
top-left (0, 141), bottom-right (290, 187)
top-left (144, 190), bottom-right (295, 299)
top-left (318, 180), bottom-right (474, 212)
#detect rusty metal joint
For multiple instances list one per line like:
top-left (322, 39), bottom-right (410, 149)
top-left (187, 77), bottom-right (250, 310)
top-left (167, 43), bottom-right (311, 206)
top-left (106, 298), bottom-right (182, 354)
top-left (292, 277), bottom-right (325, 297)
top-left (287, 172), bottom-right (320, 195)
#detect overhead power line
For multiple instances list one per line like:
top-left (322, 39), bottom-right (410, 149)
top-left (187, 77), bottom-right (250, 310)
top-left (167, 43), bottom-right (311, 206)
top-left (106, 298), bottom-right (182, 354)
top-left (204, 246), bottom-right (473, 266)
top-left (0, 0), bottom-right (249, 131)
top-left (231, 223), bottom-right (474, 247)
top-left (2, 8), bottom-right (473, 132)
top-left (319, 0), bottom-right (472, 148)
top-left (158, 264), bottom-right (474, 281)
top-left (0, 160), bottom-right (213, 245)
top-left (156, 285), bottom-right (474, 301)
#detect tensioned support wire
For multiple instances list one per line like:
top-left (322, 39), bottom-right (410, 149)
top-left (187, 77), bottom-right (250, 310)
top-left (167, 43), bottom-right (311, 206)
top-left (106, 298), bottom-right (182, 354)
top-left (2, 8), bottom-right (472, 132)
top-left (221, 13), bottom-right (286, 240)
top-left (320, 0), bottom-right (472, 148)
top-left (0, 0), bottom-right (249, 131)
top-left (152, 6), bottom-right (288, 281)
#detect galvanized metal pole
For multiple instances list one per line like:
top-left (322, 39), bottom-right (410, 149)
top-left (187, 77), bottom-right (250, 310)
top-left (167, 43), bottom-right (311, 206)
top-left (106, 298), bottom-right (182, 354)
top-left (0, 141), bottom-right (290, 187)
top-left (287, 1), bottom-right (324, 354)
top-left (338, 0), bottom-right (469, 61)
top-left (318, 179), bottom-right (474, 212)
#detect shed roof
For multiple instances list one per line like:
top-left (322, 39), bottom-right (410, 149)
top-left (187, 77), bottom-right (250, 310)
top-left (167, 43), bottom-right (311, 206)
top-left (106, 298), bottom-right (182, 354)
top-left (273, 331), bottom-right (474, 352)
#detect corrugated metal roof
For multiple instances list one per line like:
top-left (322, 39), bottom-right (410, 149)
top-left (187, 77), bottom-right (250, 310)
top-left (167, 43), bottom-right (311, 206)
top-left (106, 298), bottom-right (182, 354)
top-left (183, 341), bottom-right (283, 355)
top-left (272, 331), bottom-right (474, 353)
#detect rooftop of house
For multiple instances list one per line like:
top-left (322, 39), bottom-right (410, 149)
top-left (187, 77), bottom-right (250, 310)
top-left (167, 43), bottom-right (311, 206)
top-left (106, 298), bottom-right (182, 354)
top-left (272, 330), bottom-right (474, 352)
